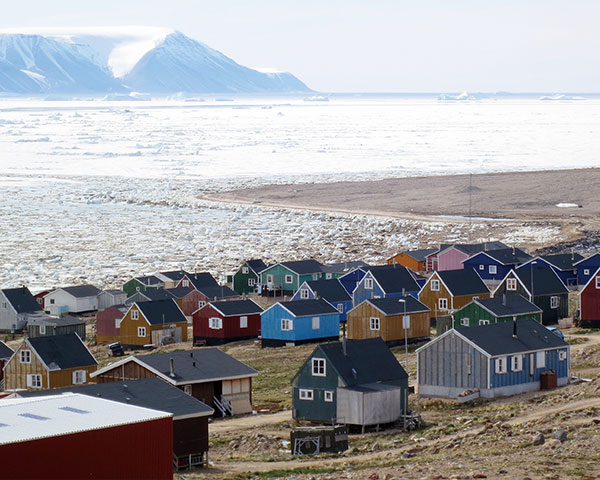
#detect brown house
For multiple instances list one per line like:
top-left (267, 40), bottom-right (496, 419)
top-left (387, 248), bottom-right (438, 272)
top-left (117, 299), bottom-right (188, 347)
top-left (347, 296), bottom-right (431, 345)
top-left (418, 269), bottom-right (490, 319)
top-left (3, 333), bottom-right (97, 391)
top-left (91, 348), bottom-right (258, 417)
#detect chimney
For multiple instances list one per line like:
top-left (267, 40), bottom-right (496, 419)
top-left (169, 358), bottom-right (175, 377)
top-left (512, 316), bottom-right (517, 338)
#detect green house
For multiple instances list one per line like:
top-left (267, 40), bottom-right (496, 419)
top-left (291, 337), bottom-right (409, 426)
top-left (231, 259), bottom-right (267, 295)
top-left (453, 294), bottom-right (542, 329)
top-left (259, 260), bottom-right (324, 296)
top-left (122, 275), bottom-right (164, 298)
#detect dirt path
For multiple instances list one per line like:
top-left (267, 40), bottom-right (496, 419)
top-left (506, 397), bottom-right (600, 426)
top-left (210, 410), bottom-right (291, 434)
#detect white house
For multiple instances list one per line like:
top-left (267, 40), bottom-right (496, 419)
top-left (44, 285), bottom-right (101, 316)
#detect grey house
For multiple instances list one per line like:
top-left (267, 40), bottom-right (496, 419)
top-left (292, 337), bottom-right (409, 427)
top-left (98, 289), bottom-right (128, 311)
top-left (27, 314), bottom-right (87, 340)
top-left (0, 287), bottom-right (43, 331)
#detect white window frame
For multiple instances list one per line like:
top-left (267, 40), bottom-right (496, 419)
top-left (20, 350), bottom-right (31, 364)
top-left (299, 389), bottom-right (313, 400)
top-left (26, 374), bottom-right (42, 388)
top-left (495, 356), bottom-right (507, 374)
top-left (550, 296), bottom-right (559, 309)
top-left (281, 318), bottom-right (293, 331)
top-left (248, 278), bottom-right (256, 286)
top-left (312, 274), bottom-right (319, 281)
top-left (50, 298), bottom-right (55, 304)
top-left (595, 276), bottom-right (600, 289)
top-left (1, 302), bottom-right (6, 308)
top-left (39, 324), bottom-right (46, 335)
top-left (337, 303), bottom-right (344, 313)
top-left (460, 318), bottom-right (469, 326)
top-left (184, 384), bottom-right (192, 395)
top-left (312, 358), bottom-right (326, 376)
top-left (325, 273), bottom-right (332, 280)
top-left (72, 370), bottom-right (87, 385)
top-left (137, 326), bottom-right (146, 337)
top-left (489, 265), bottom-right (497, 275)
top-left (324, 390), bottom-right (334, 402)
top-left (584, 268), bottom-right (590, 276)
top-left (370, 317), bottom-right (380, 330)
top-left (438, 298), bottom-right (448, 310)
top-left (198, 300), bottom-right (206, 309)
top-left (536, 351), bottom-right (546, 368)
top-left (312, 316), bottom-right (320, 330)
top-left (242, 266), bottom-right (249, 274)
top-left (479, 319), bottom-right (490, 326)
top-left (131, 309), bottom-right (139, 320)
top-left (558, 350), bottom-right (567, 361)
top-left (364, 278), bottom-right (374, 290)
top-left (479, 265), bottom-right (484, 270)
top-left (209, 317), bottom-right (223, 329)
top-left (511, 354), bottom-right (523, 372)
top-left (240, 316), bottom-right (248, 329)
top-left (182, 279), bottom-right (190, 287)
top-left (507, 278), bottom-right (517, 291)
top-left (285, 274), bottom-right (293, 284)
top-left (115, 318), bottom-right (120, 329)
top-left (300, 289), bottom-right (309, 299)
top-left (431, 279), bottom-right (440, 291)
top-left (266, 274), bottom-right (274, 284)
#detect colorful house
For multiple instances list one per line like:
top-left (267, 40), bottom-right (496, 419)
top-left (260, 299), bottom-right (340, 347)
top-left (320, 261), bottom-right (370, 280)
top-left (195, 285), bottom-right (241, 305)
top-left (0, 286), bottom-right (43, 331)
top-left (193, 299), bottom-right (264, 345)
top-left (0, 341), bottom-right (14, 391)
top-left (574, 253), bottom-right (600, 287)
top-left (44, 285), bottom-right (101, 316)
top-left (338, 267), bottom-right (368, 296)
top-left (122, 275), bottom-right (164, 298)
top-left (493, 266), bottom-right (569, 325)
top-left (155, 270), bottom-right (189, 289)
top-left (577, 266), bottom-right (600, 328)
top-left (417, 319), bottom-right (570, 399)
top-left (3, 333), bottom-right (97, 391)
top-left (352, 265), bottom-right (421, 307)
top-left (96, 305), bottom-right (128, 344)
top-left (519, 253), bottom-right (583, 288)
top-left (347, 296), bottom-right (431, 345)
top-left (26, 314), bottom-right (87, 340)
top-left (231, 259), bottom-right (268, 295)
top-left (451, 295), bottom-right (542, 329)
top-left (418, 269), bottom-right (490, 319)
top-left (97, 289), bottom-right (128, 311)
top-left (91, 349), bottom-right (258, 416)
top-left (462, 248), bottom-right (532, 283)
top-left (175, 271), bottom-right (219, 291)
top-left (259, 260), bottom-right (324, 296)
top-left (291, 337), bottom-right (409, 426)
top-left (425, 242), bottom-right (508, 272)
top-left (125, 288), bottom-right (175, 305)
top-left (291, 279), bottom-right (353, 321)
top-left (387, 248), bottom-right (438, 272)
top-left (117, 299), bottom-right (188, 347)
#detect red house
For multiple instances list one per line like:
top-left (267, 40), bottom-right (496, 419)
top-left (193, 299), bottom-right (263, 345)
top-left (96, 305), bottom-right (128, 344)
top-left (578, 266), bottom-right (600, 327)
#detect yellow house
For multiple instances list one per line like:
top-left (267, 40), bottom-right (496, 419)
top-left (118, 299), bottom-right (188, 346)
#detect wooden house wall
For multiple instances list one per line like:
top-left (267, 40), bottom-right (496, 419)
top-left (193, 304), bottom-right (261, 341)
top-left (580, 276), bottom-right (600, 325)
top-left (352, 273), bottom-right (385, 306)
top-left (190, 381), bottom-right (215, 407)
top-left (463, 256), bottom-right (514, 282)
top-left (4, 342), bottom-right (49, 390)
top-left (95, 361), bottom-right (156, 383)
top-left (339, 269), bottom-right (366, 296)
top-left (180, 290), bottom-right (204, 317)
top-left (387, 253), bottom-right (422, 271)
top-left (291, 288), bottom-right (352, 322)
top-left (261, 304), bottom-right (339, 342)
top-left (438, 248), bottom-right (468, 272)
top-left (118, 305), bottom-right (149, 345)
top-left (48, 365), bottom-right (97, 388)
top-left (337, 387), bottom-right (403, 426)
top-left (232, 266), bottom-right (259, 295)
top-left (576, 256), bottom-right (600, 286)
top-left (222, 377), bottom-right (253, 414)
top-left (452, 302), bottom-right (542, 328)
top-left (96, 306), bottom-right (123, 344)
top-left (122, 279), bottom-right (162, 297)
top-left (453, 293), bottom-right (490, 310)
top-left (27, 323), bottom-right (86, 340)
top-left (418, 278), bottom-right (452, 317)
top-left (173, 416), bottom-right (209, 458)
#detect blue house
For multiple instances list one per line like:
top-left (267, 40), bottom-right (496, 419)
top-left (518, 253), bottom-right (583, 288)
top-left (352, 265), bottom-right (421, 307)
top-left (574, 253), bottom-right (600, 287)
top-left (462, 248), bottom-right (531, 283)
top-left (291, 279), bottom-right (352, 322)
top-left (260, 299), bottom-right (340, 347)
top-left (338, 267), bottom-right (368, 296)
top-left (417, 318), bottom-right (570, 399)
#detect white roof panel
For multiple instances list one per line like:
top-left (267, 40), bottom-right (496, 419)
top-left (0, 393), bottom-right (171, 445)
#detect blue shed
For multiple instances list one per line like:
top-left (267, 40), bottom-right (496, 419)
top-left (352, 265), bottom-right (420, 307)
top-left (575, 253), bottom-right (600, 287)
top-left (261, 299), bottom-right (340, 347)
top-left (291, 279), bottom-right (352, 322)
top-left (462, 248), bottom-right (531, 283)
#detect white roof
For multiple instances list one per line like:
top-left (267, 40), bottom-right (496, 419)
top-left (0, 393), bottom-right (172, 445)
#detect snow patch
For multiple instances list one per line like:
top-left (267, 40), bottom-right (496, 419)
top-left (556, 203), bottom-right (581, 208)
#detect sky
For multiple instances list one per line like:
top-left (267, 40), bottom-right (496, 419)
top-left (2, 0), bottom-right (599, 93)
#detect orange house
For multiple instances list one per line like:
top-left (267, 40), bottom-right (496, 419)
top-left (387, 248), bottom-right (438, 272)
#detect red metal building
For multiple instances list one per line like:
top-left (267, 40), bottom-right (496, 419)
top-left (193, 299), bottom-right (263, 345)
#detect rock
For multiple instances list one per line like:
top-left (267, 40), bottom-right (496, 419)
top-left (368, 474), bottom-right (380, 480)
top-left (532, 433), bottom-right (545, 446)
top-left (552, 429), bottom-right (568, 442)
top-left (401, 452), bottom-right (415, 459)
top-left (472, 475), bottom-right (487, 479)
top-left (383, 474), bottom-right (395, 480)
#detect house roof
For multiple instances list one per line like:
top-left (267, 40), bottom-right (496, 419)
top-left (0, 340), bottom-right (14, 359)
top-left (471, 295), bottom-right (542, 317)
top-left (133, 275), bottom-right (163, 286)
top-left (320, 261), bottom-right (370, 274)
top-left (280, 259), bottom-right (324, 275)
top-left (402, 248), bottom-right (439, 262)
top-left (246, 259), bottom-right (268, 274)
top-left (573, 252), bottom-right (600, 267)
top-left (456, 318), bottom-right (568, 356)
top-left (209, 299), bottom-right (264, 316)
top-left (133, 289), bottom-right (174, 302)
top-left (1, 287), bottom-right (42, 314)
top-left (436, 269), bottom-right (489, 296)
top-left (468, 248), bottom-right (532, 265)
top-left (303, 279), bottom-right (351, 303)
top-left (135, 299), bottom-right (187, 326)
top-left (186, 272), bottom-right (219, 290)
top-left (196, 285), bottom-right (239, 300)
top-left (539, 253), bottom-right (584, 271)
top-left (101, 289), bottom-right (126, 296)
top-left (318, 337), bottom-right (408, 386)
top-left (366, 296), bottom-right (430, 315)
top-left (0, 394), bottom-right (171, 446)
top-left (156, 270), bottom-right (189, 281)
top-left (27, 333), bottom-right (97, 370)
top-left (60, 285), bottom-right (102, 298)
top-left (367, 265), bottom-right (420, 293)
top-left (450, 242), bottom-right (508, 255)
top-left (513, 266), bottom-right (569, 295)
top-left (165, 287), bottom-right (194, 299)
top-left (28, 314), bottom-right (86, 327)
top-left (278, 298), bottom-right (340, 317)
top-left (15, 378), bottom-right (214, 419)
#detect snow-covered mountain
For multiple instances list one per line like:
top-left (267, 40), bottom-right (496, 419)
top-left (0, 27), bottom-right (310, 95)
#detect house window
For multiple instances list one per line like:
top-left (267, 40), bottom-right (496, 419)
top-left (300, 289), bottom-right (309, 299)
top-left (209, 317), bottom-right (223, 329)
top-left (50, 298), bottom-right (55, 304)
top-left (460, 318), bottom-right (469, 326)
top-left (511, 354), bottom-right (523, 372)
top-left (536, 351), bottom-right (546, 368)
top-left (285, 275), bottom-right (293, 284)
top-left (240, 316), bottom-right (248, 328)
top-left (431, 279), bottom-right (440, 291)
top-left (550, 296), bottom-right (559, 309)
top-left (479, 319), bottom-right (490, 326)
top-left (326, 273), bottom-right (332, 279)
top-left (39, 324), bottom-right (46, 335)
top-left (248, 278), bottom-right (256, 286)
top-left (137, 326), bottom-right (146, 337)
top-left (595, 276), bottom-right (600, 289)
top-left (1, 302), bottom-right (6, 308)
top-left (281, 318), bottom-right (293, 331)
top-left (489, 265), bottom-right (497, 275)
top-left (131, 310), bottom-right (139, 320)
top-left (184, 384), bottom-right (192, 395)
top-left (370, 317), bottom-right (380, 330)
top-left (299, 389), bottom-right (313, 400)
top-left (312, 358), bottom-right (326, 376)
top-left (337, 304), bottom-right (344, 313)
top-left (198, 301), bottom-right (206, 309)
top-left (364, 278), bottom-right (374, 289)
top-left (115, 318), bottom-right (120, 329)
top-left (559, 350), bottom-right (567, 361)
top-left (20, 350), bottom-right (31, 364)
top-left (495, 356), bottom-right (507, 374)
top-left (479, 265), bottom-right (484, 270)
top-left (312, 317), bottom-right (320, 330)
top-left (72, 370), bottom-right (87, 384)
top-left (182, 279), bottom-right (189, 287)
top-left (438, 298), bottom-right (448, 310)
top-left (242, 266), bottom-right (249, 274)
top-left (584, 269), bottom-right (590, 276)
top-left (135, 286), bottom-right (140, 292)
top-left (267, 274), bottom-right (274, 284)
top-left (324, 390), bottom-right (334, 402)
top-left (312, 274), bottom-right (319, 281)
top-left (26, 374), bottom-right (42, 388)
top-left (507, 278), bottom-right (517, 291)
